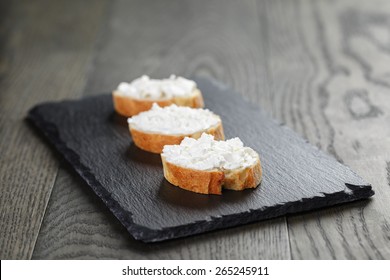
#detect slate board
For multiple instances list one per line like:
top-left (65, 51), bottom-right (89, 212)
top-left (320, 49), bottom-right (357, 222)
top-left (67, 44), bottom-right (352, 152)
top-left (27, 77), bottom-right (374, 243)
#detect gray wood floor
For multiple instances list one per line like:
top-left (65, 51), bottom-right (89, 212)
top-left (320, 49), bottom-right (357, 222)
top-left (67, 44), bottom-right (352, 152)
top-left (1, 0), bottom-right (390, 259)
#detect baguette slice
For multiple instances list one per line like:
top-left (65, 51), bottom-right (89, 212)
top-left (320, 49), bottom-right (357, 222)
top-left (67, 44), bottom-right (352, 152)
top-left (128, 104), bottom-right (224, 153)
top-left (113, 75), bottom-right (204, 117)
top-left (161, 133), bottom-right (262, 195)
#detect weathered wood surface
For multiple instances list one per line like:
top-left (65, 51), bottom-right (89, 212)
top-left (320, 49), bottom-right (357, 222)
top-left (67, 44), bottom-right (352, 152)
top-left (0, 0), bottom-right (108, 259)
top-left (1, 0), bottom-right (390, 259)
top-left (276, 0), bottom-right (390, 259)
top-left (32, 0), bottom-right (290, 259)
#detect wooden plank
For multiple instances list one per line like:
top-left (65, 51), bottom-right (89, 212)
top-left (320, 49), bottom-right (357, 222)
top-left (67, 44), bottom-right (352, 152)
top-left (32, 0), bottom-right (290, 259)
top-left (260, 0), bottom-right (390, 259)
top-left (0, 0), bottom-right (108, 259)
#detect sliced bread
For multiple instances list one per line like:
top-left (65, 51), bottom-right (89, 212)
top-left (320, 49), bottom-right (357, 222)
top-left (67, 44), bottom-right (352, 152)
top-left (113, 75), bottom-right (204, 117)
top-left (128, 104), bottom-right (224, 153)
top-left (161, 133), bottom-right (262, 195)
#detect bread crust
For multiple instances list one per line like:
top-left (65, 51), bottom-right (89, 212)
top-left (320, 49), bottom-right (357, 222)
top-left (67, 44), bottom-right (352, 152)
top-left (129, 121), bottom-right (225, 154)
top-left (223, 159), bottom-right (262, 191)
top-left (113, 88), bottom-right (204, 117)
top-left (162, 157), bottom-right (224, 195)
top-left (161, 156), bottom-right (262, 195)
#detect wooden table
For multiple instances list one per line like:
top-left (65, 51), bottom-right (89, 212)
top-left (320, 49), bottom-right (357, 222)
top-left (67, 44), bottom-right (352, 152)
top-left (1, 0), bottom-right (390, 259)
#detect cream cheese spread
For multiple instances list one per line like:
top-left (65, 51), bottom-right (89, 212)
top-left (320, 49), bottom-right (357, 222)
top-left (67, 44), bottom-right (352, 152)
top-left (117, 75), bottom-right (196, 99)
top-left (162, 133), bottom-right (258, 171)
top-left (128, 104), bottom-right (220, 135)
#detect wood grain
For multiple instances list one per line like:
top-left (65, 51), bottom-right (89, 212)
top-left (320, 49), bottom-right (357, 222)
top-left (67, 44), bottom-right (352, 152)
top-left (2, 0), bottom-right (389, 259)
top-left (0, 0), bottom-right (108, 259)
top-left (32, 0), bottom-right (290, 259)
top-left (259, 0), bottom-right (390, 259)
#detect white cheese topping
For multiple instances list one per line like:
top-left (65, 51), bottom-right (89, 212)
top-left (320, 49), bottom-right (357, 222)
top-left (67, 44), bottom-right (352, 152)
top-left (128, 104), bottom-right (220, 135)
top-left (162, 133), bottom-right (258, 171)
top-left (117, 75), bottom-right (196, 99)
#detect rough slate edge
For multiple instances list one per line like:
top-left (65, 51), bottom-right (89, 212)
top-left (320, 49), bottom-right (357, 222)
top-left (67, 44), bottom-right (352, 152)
top-left (26, 78), bottom-right (374, 243)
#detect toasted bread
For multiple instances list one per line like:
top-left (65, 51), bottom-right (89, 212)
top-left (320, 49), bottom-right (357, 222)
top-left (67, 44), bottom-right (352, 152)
top-left (113, 75), bottom-right (204, 117)
top-left (128, 104), bottom-right (224, 153)
top-left (161, 134), bottom-right (262, 195)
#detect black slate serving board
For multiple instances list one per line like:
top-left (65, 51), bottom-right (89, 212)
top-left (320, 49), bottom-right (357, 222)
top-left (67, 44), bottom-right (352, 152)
top-left (27, 77), bottom-right (374, 243)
